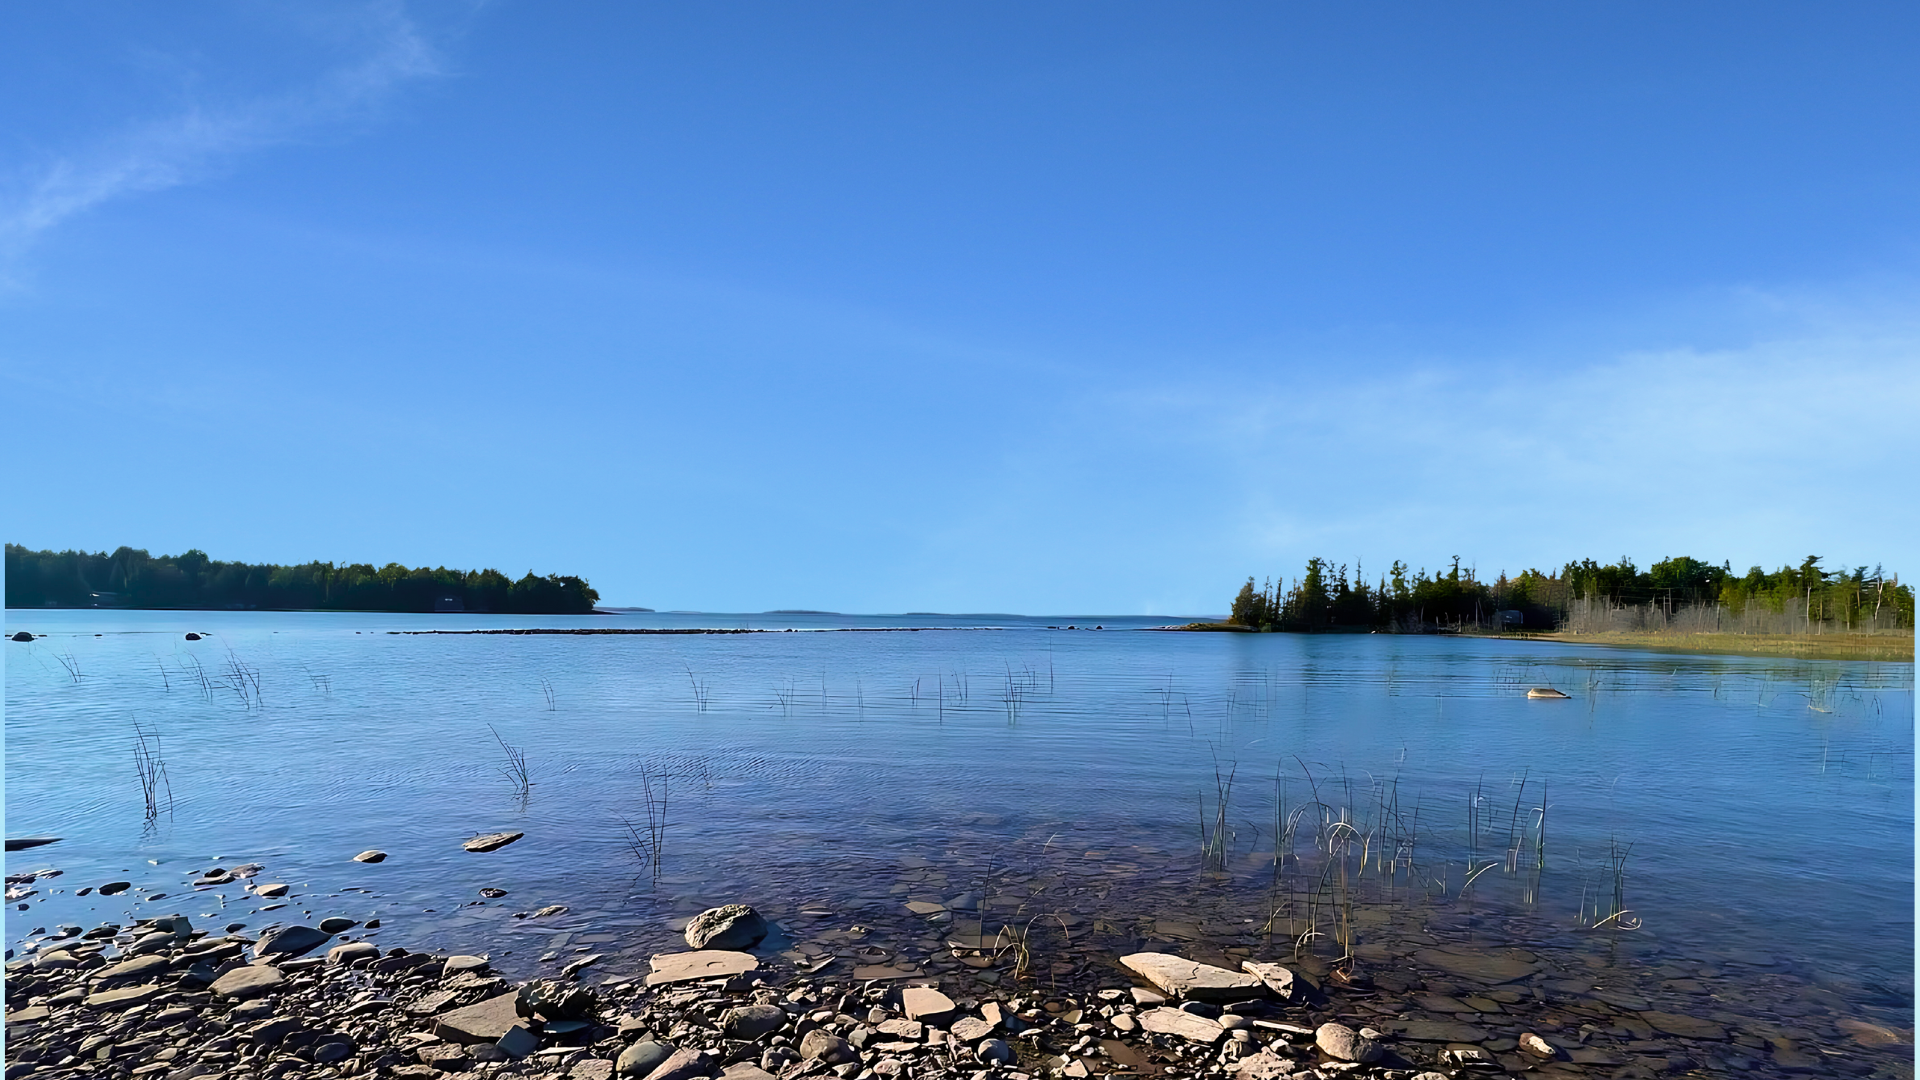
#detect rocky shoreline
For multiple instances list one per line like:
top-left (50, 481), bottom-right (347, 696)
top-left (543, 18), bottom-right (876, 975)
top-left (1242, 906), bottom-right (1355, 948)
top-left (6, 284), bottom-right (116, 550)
top-left (3, 898), bottom-right (1510, 1080)
top-left (5, 861), bottom-right (1909, 1080)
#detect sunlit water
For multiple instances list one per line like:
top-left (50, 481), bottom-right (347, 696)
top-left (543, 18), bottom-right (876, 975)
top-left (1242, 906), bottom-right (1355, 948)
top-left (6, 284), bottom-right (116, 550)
top-left (5, 610), bottom-right (1912, 1074)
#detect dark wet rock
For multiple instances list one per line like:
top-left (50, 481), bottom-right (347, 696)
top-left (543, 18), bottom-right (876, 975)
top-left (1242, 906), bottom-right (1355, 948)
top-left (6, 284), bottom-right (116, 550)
top-left (1315, 1021), bottom-right (1382, 1063)
top-left (723, 1003), bottom-right (788, 1040)
top-left (352, 849), bottom-right (387, 863)
top-left (98, 880), bottom-right (132, 895)
top-left (463, 831), bottom-right (524, 853)
top-left (1640, 1010), bottom-right (1729, 1040)
top-left (480, 887), bottom-right (509, 898)
top-left (317, 916), bottom-right (356, 933)
top-left (498, 1023), bottom-right (540, 1058)
top-left (684, 904), bottom-right (770, 950)
top-left (254, 924), bottom-right (330, 957)
top-left (10, 632), bottom-right (33, 642)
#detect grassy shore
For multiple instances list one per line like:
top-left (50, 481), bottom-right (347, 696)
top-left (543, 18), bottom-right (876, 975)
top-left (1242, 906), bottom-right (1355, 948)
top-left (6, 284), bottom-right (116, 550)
top-left (1167, 622), bottom-right (1913, 661)
top-left (1512, 629), bottom-right (1915, 663)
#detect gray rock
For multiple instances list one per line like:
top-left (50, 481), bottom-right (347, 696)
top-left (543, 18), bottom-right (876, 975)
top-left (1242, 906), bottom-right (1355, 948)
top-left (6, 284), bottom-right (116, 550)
top-left (211, 965), bottom-right (286, 1000)
top-left (1314, 1022), bottom-right (1381, 1064)
top-left (721, 1065), bottom-right (777, 1080)
top-left (617, 1040), bottom-right (674, 1077)
top-left (327, 942), bottom-right (380, 966)
top-left (92, 954), bottom-right (170, 983)
top-left (435, 991), bottom-right (525, 1043)
top-left (950, 1016), bottom-right (995, 1041)
top-left (900, 986), bottom-right (956, 1022)
top-left (975, 1039), bottom-right (1017, 1065)
top-left (1121, 952), bottom-right (1264, 1001)
top-left (645, 949), bottom-right (758, 986)
top-left (761, 1046), bottom-right (801, 1073)
top-left (1240, 961), bottom-right (1302, 1001)
top-left (638, 1047), bottom-right (709, 1080)
top-left (352, 850), bottom-right (387, 863)
top-left (723, 1004), bottom-right (788, 1040)
top-left (254, 925), bottom-right (330, 958)
top-left (1140, 1007), bottom-right (1226, 1044)
top-left (85, 983), bottom-right (161, 1009)
top-left (464, 831), bottom-right (524, 853)
top-left (312, 1037), bottom-right (356, 1064)
top-left (801, 1030), bottom-right (858, 1065)
top-left (684, 904), bottom-right (769, 950)
top-left (444, 954), bottom-right (491, 974)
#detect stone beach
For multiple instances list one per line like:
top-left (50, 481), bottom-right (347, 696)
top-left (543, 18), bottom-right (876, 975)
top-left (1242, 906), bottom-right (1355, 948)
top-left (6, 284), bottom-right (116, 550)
top-left (7, 859), bottom-right (1904, 1080)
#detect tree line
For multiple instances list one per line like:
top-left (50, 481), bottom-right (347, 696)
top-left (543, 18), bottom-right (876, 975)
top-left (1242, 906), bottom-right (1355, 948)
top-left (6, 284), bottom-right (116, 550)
top-left (1229, 555), bottom-right (1913, 633)
top-left (5, 544), bottom-right (601, 614)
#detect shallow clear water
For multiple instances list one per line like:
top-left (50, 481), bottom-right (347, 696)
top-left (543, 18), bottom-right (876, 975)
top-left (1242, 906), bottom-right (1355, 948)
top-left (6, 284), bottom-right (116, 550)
top-left (5, 610), bottom-right (1912, 1071)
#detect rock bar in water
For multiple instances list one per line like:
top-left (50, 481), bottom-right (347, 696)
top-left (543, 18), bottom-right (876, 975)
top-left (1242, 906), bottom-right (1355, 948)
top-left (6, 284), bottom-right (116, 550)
top-left (646, 950), bottom-right (759, 986)
top-left (1120, 952), bottom-right (1265, 1001)
top-left (463, 831), bottom-right (524, 853)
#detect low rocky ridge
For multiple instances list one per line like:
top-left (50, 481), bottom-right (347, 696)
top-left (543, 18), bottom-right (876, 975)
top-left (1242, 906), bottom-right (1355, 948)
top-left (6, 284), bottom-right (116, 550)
top-left (0, 903), bottom-right (1874, 1080)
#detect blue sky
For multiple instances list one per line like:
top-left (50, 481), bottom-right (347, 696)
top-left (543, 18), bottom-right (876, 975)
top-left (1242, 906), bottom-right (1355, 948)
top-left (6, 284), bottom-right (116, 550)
top-left (4, 3), bottom-right (1917, 613)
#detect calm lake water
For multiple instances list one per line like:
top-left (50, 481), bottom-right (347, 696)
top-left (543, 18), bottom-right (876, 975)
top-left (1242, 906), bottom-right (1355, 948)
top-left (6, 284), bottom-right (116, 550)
top-left (5, 610), bottom-right (1913, 1073)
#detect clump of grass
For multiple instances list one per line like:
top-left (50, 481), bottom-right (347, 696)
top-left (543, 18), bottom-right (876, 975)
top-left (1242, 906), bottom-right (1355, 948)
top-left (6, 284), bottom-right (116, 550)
top-left (620, 762), bottom-right (669, 880)
top-left (539, 676), bottom-right (556, 711)
top-left (684, 666), bottom-right (710, 712)
top-left (132, 722), bottom-right (173, 822)
top-left (1199, 757), bottom-right (1237, 871)
top-left (489, 724), bottom-right (531, 802)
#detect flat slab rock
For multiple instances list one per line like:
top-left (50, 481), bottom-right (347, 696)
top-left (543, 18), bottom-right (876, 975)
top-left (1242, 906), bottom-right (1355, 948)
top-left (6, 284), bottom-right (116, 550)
top-left (434, 992), bottom-right (524, 1043)
top-left (1239, 961), bottom-right (1300, 1000)
top-left (210, 965), bottom-right (286, 1000)
top-left (1411, 947), bottom-right (1538, 984)
top-left (463, 831), bottom-right (524, 853)
top-left (1138, 1007), bottom-right (1226, 1044)
top-left (1121, 952), bottom-right (1264, 1001)
top-left (646, 950), bottom-right (759, 986)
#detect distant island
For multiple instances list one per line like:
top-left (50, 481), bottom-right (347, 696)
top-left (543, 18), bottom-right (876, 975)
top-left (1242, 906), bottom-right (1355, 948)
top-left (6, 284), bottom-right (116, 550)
top-left (1211, 554), bottom-right (1913, 660)
top-left (4, 544), bottom-right (599, 615)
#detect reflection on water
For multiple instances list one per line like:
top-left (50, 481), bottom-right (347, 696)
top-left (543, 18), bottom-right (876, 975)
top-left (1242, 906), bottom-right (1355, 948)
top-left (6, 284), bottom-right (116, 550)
top-left (4, 610), bottom-right (1913, 1075)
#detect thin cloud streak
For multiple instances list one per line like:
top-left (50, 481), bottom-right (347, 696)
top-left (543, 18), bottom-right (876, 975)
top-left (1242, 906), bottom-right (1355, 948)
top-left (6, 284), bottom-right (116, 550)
top-left (0, 2), bottom-right (440, 266)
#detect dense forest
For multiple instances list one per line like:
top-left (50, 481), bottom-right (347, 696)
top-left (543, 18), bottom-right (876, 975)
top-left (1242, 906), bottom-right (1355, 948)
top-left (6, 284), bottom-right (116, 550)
top-left (5, 545), bottom-right (600, 614)
top-left (1229, 555), bottom-right (1914, 634)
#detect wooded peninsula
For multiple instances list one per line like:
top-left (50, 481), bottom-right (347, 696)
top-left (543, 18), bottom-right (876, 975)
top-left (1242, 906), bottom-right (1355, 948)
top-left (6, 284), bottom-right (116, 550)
top-left (1227, 554), bottom-right (1914, 638)
top-left (4, 544), bottom-right (600, 614)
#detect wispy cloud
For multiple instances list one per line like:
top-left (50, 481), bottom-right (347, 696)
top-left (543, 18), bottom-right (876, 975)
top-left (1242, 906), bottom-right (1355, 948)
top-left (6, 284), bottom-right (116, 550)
top-left (0, 2), bottom-right (441, 268)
